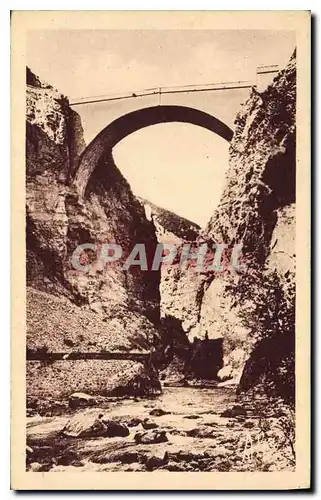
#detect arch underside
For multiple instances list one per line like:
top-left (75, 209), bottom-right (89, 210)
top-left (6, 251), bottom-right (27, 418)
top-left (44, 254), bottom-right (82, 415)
top-left (73, 105), bottom-right (233, 196)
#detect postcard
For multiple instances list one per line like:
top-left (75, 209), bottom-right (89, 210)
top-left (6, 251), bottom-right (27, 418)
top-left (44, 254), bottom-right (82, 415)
top-left (11, 10), bottom-right (311, 490)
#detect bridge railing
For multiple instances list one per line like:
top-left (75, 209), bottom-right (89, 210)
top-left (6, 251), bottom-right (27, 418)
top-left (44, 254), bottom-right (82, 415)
top-left (69, 79), bottom-right (256, 106)
top-left (69, 63), bottom-right (279, 106)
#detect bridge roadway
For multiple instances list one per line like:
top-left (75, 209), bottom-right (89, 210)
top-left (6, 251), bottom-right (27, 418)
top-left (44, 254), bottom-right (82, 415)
top-left (69, 66), bottom-right (279, 144)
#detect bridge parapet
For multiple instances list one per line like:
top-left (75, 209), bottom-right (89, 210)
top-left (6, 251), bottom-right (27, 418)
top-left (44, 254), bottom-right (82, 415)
top-left (69, 66), bottom-right (279, 145)
top-left (69, 79), bottom-right (255, 107)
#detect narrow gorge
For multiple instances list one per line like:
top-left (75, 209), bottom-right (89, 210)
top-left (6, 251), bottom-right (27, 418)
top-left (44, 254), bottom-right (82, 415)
top-left (26, 50), bottom-right (296, 473)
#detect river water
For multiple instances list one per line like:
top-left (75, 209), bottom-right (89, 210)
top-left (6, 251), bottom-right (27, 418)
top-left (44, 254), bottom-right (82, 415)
top-left (27, 386), bottom-right (294, 472)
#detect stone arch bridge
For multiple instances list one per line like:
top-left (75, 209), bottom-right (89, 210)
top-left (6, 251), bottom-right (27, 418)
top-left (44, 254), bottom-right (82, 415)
top-left (70, 65), bottom-right (278, 196)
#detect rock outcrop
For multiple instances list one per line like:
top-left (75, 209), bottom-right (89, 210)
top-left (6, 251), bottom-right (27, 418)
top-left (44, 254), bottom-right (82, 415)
top-left (139, 198), bottom-right (200, 243)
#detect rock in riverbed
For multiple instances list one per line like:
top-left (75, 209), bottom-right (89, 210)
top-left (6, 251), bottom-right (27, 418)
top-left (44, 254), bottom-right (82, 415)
top-left (127, 417), bottom-right (143, 427)
top-left (69, 393), bottom-right (97, 409)
top-left (63, 411), bottom-right (129, 438)
top-left (149, 408), bottom-right (171, 417)
top-left (141, 419), bottom-right (158, 430)
top-left (145, 453), bottom-right (167, 471)
top-left (134, 430), bottom-right (168, 444)
top-left (186, 426), bottom-right (218, 439)
top-left (221, 405), bottom-right (247, 418)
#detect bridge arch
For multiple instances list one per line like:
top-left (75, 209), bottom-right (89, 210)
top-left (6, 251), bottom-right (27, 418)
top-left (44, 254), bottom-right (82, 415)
top-left (73, 105), bottom-right (233, 196)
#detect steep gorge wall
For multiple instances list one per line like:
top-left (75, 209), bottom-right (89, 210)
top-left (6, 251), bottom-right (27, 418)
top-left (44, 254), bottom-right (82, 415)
top-left (26, 68), bottom-right (160, 321)
top-left (161, 52), bottom-right (296, 397)
top-left (26, 69), bottom-right (162, 403)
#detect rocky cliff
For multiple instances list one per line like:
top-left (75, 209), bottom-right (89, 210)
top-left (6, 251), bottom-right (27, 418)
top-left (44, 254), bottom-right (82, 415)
top-left (26, 68), bottom-right (162, 404)
top-left (160, 52), bottom-right (296, 400)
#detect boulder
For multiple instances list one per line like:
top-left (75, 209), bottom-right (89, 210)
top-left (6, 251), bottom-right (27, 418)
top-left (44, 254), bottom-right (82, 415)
top-left (63, 412), bottom-right (107, 438)
top-left (127, 417), bottom-right (143, 427)
top-left (165, 462), bottom-right (186, 471)
top-left (141, 419), bottom-right (158, 430)
top-left (62, 411), bottom-right (129, 438)
top-left (186, 426), bottom-right (217, 439)
top-left (108, 451), bottom-right (143, 464)
top-left (165, 450), bottom-right (210, 463)
top-left (134, 430), bottom-right (168, 444)
top-left (29, 462), bottom-right (44, 472)
top-left (101, 418), bottom-right (130, 438)
top-left (145, 453), bottom-right (167, 471)
top-left (149, 408), bottom-right (170, 417)
top-left (217, 365), bottom-right (233, 382)
top-left (221, 405), bottom-right (247, 418)
top-left (69, 392), bottom-right (97, 409)
top-left (211, 446), bottom-right (228, 458)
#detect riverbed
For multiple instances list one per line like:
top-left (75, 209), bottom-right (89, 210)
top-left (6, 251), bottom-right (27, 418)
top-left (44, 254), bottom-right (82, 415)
top-left (26, 386), bottom-right (295, 472)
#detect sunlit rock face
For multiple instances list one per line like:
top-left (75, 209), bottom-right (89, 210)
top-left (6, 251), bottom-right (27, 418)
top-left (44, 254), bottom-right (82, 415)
top-left (265, 203), bottom-right (295, 299)
top-left (138, 198), bottom-right (201, 334)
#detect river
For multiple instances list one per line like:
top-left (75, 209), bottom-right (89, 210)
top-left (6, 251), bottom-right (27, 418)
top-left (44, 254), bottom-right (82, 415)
top-left (26, 386), bottom-right (294, 472)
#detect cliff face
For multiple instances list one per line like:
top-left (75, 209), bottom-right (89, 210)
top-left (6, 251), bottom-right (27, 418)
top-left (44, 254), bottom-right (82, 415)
top-left (206, 52), bottom-right (296, 258)
top-left (26, 69), bottom-right (162, 403)
top-left (139, 198), bottom-right (200, 243)
top-left (160, 52), bottom-right (296, 398)
top-left (138, 198), bottom-right (201, 330)
top-left (26, 68), bottom-right (160, 319)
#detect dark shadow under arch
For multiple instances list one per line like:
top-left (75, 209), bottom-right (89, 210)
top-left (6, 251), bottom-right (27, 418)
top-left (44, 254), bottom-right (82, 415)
top-left (73, 105), bottom-right (233, 196)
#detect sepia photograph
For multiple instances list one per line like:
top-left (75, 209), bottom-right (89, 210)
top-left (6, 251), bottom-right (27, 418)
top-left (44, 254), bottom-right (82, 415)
top-left (11, 10), bottom-right (311, 490)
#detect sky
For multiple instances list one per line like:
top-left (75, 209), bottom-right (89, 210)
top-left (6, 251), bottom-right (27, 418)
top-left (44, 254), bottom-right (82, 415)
top-left (27, 30), bottom-right (296, 226)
